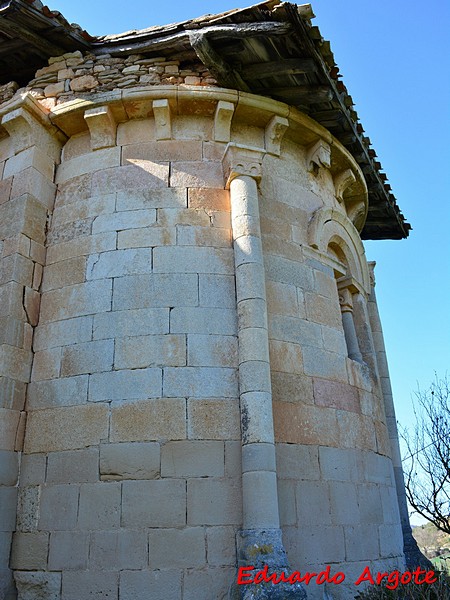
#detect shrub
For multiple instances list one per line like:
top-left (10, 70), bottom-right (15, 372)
top-left (354, 571), bottom-right (450, 599)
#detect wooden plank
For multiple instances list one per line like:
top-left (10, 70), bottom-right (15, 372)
top-left (240, 58), bottom-right (316, 80)
top-left (262, 85), bottom-right (333, 103)
top-left (189, 30), bottom-right (250, 92)
top-left (0, 16), bottom-right (64, 56)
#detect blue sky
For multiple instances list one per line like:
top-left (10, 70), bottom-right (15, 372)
top-left (53, 0), bottom-right (450, 433)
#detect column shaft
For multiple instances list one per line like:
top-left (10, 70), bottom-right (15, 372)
top-left (229, 175), bottom-right (279, 531)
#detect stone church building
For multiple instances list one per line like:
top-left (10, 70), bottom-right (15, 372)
top-left (0, 1), bottom-right (420, 599)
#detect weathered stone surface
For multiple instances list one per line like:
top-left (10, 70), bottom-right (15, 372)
top-left (70, 75), bottom-right (99, 92)
top-left (115, 335), bottom-right (186, 369)
top-left (89, 530), bottom-right (147, 569)
top-left (46, 448), bottom-right (99, 484)
top-left (11, 532), bottom-right (48, 571)
top-left (62, 571), bottom-right (119, 600)
top-left (119, 570), bottom-right (181, 600)
top-left (122, 479), bottom-right (186, 527)
top-left (188, 479), bottom-right (242, 525)
top-left (187, 398), bottom-right (240, 440)
top-left (161, 441), bottom-right (224, 478)
top-left (148, 527), bottom-right (206, 568)
top-left (111, 398), bottom-right (186, 442)
top-left (14, 571), bottom-right (61, 600)
top-left (89, 368), bottom-right (162, 402)
top-left (24, 404), bottom-right (109, 453)
top-left (100, 442), bottom-right (160, 480)
top-left (78, 482), bottom-right (121, 529)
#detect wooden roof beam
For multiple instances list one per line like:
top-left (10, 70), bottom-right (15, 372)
top-left (0, 17), bottom-right (64, 56)
top-left (240, 57), bottom-right (316, 80)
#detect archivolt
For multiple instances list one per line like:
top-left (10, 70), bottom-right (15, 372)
top-left (308, 208), bottom-right (370, 293)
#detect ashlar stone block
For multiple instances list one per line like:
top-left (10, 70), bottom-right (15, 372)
top-left (122, 479), bottom-right (186, 527)
top-left (78, 482), bottom-right (121, 529)
top-left (163, 367), bottom-right (238, 398)
top-left (39, 484), bottom-right (79, 530)
top-left (14, 571), bottom-right (61, 600)
top-left (161, 441), bottom-right (224, 478)
top-left (187, 398), bottom-right (240, 440)
top-left (187, 479), bottom-right (242, 525)
top-left (153, 246), bottom-right (233, 274)
top-left (148, 527), bottom-right (206, 569)
top-left (119, 570), bottom-right (182, 600)
top-left (39, 279), bottom-right (112, 322)
top-left (24, 404), bottom-right (109, 453)
top-left (114, 334), bottom-right (186, 369)
top-left (89, 368), bottom-right (162, 402)
top-left (62, 571), bottom-right (119, 600)
top-left (170, 307), bottom-right (237, 335)
top-left (61, 339), bottom-right (114, 377)
top-left (48, 531), bottom-right (88, 570)
top-left (100, 442), bottom-right (160, 480)
top-left (111, 398), bottom-right (186, 442)
top-left (93, 308), bottom-right (169, 339)
top-left (28, 375), bottom-right (89, 409)
top-left (89, 529), bottom-right (147, 570)
top-left (33, 316), bottom-right (93, 351)
top-left (187, 334), bottom-right (237, 368)
top-left (46, 448), bottom-right (99, 484)
top-left (113, 273), bottom-right (198, 310)
top-left (91, 209), bottom-right (156, 234)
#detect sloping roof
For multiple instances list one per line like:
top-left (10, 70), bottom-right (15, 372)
top-left (0, 0), bottom-right (411, 240)
top-left (0, 0), bottom-right (92, 86)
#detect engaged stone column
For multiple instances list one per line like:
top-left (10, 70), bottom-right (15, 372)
top-left (338, 285), bottom-right (363, 363)
top-left (367, 262), bottom-right (429, 569)
top-left (223, 144), bottom-right (306, 600)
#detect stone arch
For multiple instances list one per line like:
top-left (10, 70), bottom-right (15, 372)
top-left (308, 207), bottom-right (370, 293)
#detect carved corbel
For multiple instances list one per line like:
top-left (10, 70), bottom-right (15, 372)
top-left (214, 100), bottom-right (235, 143)
top-left (84, 105), bottom-right (117, 150)
top-left (264, 115), bottom-right (289, 156)
top-left (368, 261), bottom-right (376, 289)
top-left (1, 105), bottom-right (57, 155)
top-left (222, 143), bottom-right (265, 188)
top-left (306, 139), bottom-right (331, 173)
top-left (334, 168), bottom-right (356, 203)
top-left (152, 99), bottom-right (171, 140)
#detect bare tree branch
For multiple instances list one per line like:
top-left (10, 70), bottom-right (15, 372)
top-left (400, 374), bottom-right (450, 534)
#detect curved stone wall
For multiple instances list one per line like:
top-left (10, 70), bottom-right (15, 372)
top-left (0, 86), bottom-right (405, 600)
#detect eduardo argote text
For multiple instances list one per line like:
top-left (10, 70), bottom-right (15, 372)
top-left (237, 564), bottom-right (437, 590)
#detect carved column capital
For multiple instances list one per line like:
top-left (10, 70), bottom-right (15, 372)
top-left (222, 143), bottom-right (265, 188)
top-left (338, 287), bottom-right (354, 314)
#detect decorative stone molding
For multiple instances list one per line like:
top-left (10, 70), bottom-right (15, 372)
top-left (0, 95), bottom-right (63, 156)
top-left (213, 100), bottom-right (235, 142)
top-left (152, 98), bottom-right (171, 140)
top-left (308, 207), bottom-right (371, 294)
top-left (306, 138), bottom-right (331, 173)
top-left (222, 143), bottom-right (265, 188)
top-left (264, 114), bottom-right (289, 156)
top-left (334, 167), bottom-right (356, 203)
top-left (338, 286), bottom-right (354, 314)
top-left (84, 105), bottom-right (117, 150)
